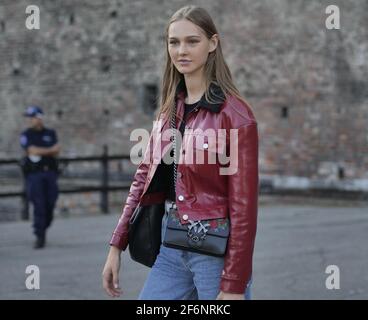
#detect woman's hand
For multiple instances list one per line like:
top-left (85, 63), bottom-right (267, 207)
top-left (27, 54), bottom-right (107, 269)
top-left (102, 246), bottom-right (122, 298)
top-left (216, 291), bottom-right (244, 300)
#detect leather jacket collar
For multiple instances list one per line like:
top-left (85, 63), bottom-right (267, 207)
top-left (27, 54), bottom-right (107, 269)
top-left (175, 77), bottom-right (226, 113)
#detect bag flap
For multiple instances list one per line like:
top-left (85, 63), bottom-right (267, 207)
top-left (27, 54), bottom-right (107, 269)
top-left (166, 210), bottom-right (229, 238)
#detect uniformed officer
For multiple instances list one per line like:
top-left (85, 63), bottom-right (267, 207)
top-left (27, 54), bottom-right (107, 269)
top-left (20, 106), bottom-right (61, 249)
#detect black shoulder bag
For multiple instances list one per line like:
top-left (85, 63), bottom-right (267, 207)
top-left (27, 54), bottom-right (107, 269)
top-left (128, 202), bottom-right (165, 267)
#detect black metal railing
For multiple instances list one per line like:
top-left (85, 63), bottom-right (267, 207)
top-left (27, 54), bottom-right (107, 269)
top-left (1, 147), bottom-right (367, 221)
top-left (0, 145), bottom-right (133, 220)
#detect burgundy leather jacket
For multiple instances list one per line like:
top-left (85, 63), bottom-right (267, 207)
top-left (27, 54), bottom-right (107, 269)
top-left (110, 80), bottom-right (259, 294)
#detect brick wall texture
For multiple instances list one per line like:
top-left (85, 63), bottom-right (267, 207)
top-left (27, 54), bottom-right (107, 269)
top-left (0, 0), bottom-right (367, 181)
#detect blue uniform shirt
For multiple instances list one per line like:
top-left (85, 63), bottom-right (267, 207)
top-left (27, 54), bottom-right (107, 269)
top-left (20, 127), bottom-right (58, 150)
top-left (20, 127), bottom-right (58, 169)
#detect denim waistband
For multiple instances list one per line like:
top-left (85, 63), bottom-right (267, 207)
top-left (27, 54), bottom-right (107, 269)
top-left (164, 199), bottom-right (177, 213)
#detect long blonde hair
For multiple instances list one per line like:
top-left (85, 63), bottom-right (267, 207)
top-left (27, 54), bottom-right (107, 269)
top-left (157, 5), bottom-right (248, 120)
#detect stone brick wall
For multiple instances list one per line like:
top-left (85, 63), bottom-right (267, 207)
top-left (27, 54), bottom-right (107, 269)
top-left (1, 0), bottom-right (367, 188)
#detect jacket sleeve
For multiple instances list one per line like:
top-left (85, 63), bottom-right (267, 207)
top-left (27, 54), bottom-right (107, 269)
top-left (109, 128), bottom-right (155, 251)
top-left (220, 122), bottom-right (259, 294)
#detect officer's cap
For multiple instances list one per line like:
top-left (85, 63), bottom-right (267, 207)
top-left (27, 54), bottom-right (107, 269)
top-left (24, 106), bottom-right (44, 118)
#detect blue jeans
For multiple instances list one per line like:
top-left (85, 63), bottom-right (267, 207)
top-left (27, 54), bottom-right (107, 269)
top-left (138, 213), bottom-right (252, 300)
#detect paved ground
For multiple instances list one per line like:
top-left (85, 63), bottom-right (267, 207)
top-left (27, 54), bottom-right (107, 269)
top-left (0, 196), bottom-right (367, 300)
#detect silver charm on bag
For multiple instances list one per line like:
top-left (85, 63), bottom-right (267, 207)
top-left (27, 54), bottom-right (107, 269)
top-left (187, 220), bottom-right (211, 248)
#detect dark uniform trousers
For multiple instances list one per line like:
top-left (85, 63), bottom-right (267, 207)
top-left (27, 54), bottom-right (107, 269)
top-left (20, 126), bottom-right (59, 239)
top-left (26, 170), bottom-right (58, 237)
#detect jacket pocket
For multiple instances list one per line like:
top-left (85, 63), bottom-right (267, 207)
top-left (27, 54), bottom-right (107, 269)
top-left (182, 132), bottom-right (226, 166)
top-left (192, 133), bottom-right (226, 154)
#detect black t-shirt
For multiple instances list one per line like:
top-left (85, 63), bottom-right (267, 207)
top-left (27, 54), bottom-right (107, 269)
top-left (164, 101), bottom-right (199, 201)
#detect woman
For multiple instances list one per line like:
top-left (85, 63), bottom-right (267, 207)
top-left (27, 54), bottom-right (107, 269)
top-left (102, 5), bottom-right (259, 300)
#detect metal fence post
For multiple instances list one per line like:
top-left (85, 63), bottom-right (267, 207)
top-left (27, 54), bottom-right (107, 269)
top-left (100, 144), bottom-right (109, 213)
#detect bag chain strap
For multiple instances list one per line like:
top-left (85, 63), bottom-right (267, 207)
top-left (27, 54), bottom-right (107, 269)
top-left (170, 100), bottom-right (178, 196)
top-left (170, 99), bottom-right (200, 202)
